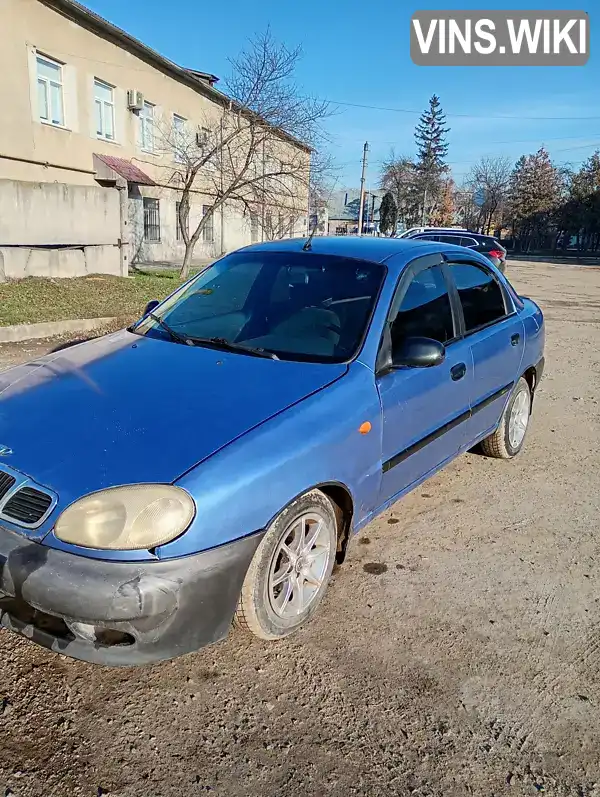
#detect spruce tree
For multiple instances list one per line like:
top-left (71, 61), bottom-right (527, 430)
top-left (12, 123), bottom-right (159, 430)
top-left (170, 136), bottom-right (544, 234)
top-left (379, 192), bottom-right (398, 236)
top-left (414, 95), bottom-right (450, 223)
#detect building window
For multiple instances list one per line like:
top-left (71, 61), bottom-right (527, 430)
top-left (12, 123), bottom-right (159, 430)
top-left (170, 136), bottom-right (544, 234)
top-left (173, 114), bottom-right (186, 163)
top-left (250, 212), bottom-right (259, 243)
top-left (143, 198), bottom-right (160, 242)
top-left (36, 54), bottom-right (64, 126)
top-left (140, 101), bottom-right (155, 152)
top-left (202, 205), bottom-right (214, 243)
top-left (94, 79), bottom-right (115, 141)
top-left (176, 201), bottom-right (188, 242)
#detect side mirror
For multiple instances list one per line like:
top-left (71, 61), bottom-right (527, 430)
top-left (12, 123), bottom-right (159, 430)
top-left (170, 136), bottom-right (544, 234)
top-left (392, 336), bottom-right (445, 368)
top-left (143, 299), bottom-right (160, 317)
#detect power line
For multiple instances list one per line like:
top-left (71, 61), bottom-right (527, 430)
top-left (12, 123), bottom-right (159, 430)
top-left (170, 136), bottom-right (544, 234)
top-left (328, 99), bottom-right (600, 122)
top-left (336, 133), bottom-right (600, 149)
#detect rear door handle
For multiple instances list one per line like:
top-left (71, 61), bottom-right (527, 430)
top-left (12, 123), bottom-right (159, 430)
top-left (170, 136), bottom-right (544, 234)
top-left (450, 363), bottom-right (466, 381)
top-left (511, 333), bottom-right (520, 346)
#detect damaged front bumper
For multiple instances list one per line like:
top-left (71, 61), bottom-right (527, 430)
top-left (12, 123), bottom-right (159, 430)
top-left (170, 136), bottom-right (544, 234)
top-left (0, 525), bottom-right (263, 666)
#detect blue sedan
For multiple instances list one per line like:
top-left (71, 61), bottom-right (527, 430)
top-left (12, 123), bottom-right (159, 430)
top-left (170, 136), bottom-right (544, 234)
top-left (0, 237), bottom-right (544, 665)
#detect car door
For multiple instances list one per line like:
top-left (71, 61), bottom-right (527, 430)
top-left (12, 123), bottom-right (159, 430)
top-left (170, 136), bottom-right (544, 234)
top-left (376, 255), bottom-right (473, 505)
top-left (446, 260), bottom-right (525, 445)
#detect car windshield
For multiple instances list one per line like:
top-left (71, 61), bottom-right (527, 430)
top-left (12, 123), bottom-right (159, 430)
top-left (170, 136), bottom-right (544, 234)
top-left (133, 251), bottom-right (385, 363)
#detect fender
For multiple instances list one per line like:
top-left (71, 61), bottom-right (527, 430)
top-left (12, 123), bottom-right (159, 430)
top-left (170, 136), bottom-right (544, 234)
top-left (161, 362), bottom-right (383, 557)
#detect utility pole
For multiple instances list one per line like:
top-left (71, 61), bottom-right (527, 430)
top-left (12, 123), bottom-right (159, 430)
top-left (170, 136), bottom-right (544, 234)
top-left (357, 141), bottom-right (368, 237)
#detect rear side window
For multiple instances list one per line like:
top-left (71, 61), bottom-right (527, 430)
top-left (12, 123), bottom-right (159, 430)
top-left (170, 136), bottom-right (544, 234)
top-left (449, 263), bottom-right (507, 332)
top-left (481, 237), bottom-right (502, 249)
top-left (459, 237), bottom-right (478, 247)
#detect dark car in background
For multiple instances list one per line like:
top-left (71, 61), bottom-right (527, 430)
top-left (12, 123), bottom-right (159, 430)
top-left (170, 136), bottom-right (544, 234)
top-left (407, 231), bottom-right (507, 273)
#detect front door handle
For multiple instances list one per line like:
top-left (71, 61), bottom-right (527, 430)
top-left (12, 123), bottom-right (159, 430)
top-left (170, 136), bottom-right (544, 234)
top-left (511, 333), bottom-right (520, 346)
top-left (450, 363), bottom-right (466, 381)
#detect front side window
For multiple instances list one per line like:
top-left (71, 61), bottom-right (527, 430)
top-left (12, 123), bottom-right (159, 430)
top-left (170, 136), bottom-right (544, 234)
top-left (143, 197), bottom-right (160, 242)
top-left (94, 79), bottom-right (115, 140)
top-left (133, 252), bottom-right (385, 363)
top-left (438, 234), bottom-right (460, 244)
top-left (140, 102), bottom-right (155, 151)
top-left (36, 55), bottom-right (64, 126)
top-left (390, 265), bottom-right (455, 346)
top-left (449, 263), bottom-right (506, 332)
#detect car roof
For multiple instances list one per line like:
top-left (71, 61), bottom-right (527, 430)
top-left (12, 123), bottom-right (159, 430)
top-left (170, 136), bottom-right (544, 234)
top-left (237, 235), bottom-right (494, 279)
top-left (239, 235), bottom-right (433, 266)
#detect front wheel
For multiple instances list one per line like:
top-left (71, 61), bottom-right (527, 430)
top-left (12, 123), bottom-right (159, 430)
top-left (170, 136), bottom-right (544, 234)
top-left (235, 490), bottom-right (338, 640)
top-left (481, 376), bottom-right (531, 459)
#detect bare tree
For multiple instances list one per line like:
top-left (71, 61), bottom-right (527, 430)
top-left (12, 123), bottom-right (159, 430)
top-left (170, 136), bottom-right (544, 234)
top-left (156, 30), bottom-right (330, 278)
top-left (465, 156), bottom-right (512, 234)
top-left (380, 151), bottom-right (419, 228)
top-left (454, 186), bottom-right (479, 230)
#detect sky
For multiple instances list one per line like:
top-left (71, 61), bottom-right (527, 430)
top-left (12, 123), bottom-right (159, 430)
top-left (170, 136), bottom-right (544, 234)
top-left (85, 0), bottom-right (599, 192)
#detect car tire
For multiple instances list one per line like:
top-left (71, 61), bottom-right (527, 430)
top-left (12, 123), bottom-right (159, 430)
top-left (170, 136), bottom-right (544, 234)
top-left (480, 376), bottom-right (531, 459)
top-left (234, 489), bottom-right (338, 640)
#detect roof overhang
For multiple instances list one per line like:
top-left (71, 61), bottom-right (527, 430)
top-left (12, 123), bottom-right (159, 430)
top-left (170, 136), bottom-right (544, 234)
top-left (94, 154), bottom-right (156, 185)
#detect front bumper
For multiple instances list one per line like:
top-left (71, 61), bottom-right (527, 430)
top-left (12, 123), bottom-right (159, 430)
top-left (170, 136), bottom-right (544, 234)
top-left (0, 525), bottom-right (263, 666)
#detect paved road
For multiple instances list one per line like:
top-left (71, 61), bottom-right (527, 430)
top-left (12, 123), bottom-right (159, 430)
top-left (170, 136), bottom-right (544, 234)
top-left (1, 260), bottom-right (599, 797)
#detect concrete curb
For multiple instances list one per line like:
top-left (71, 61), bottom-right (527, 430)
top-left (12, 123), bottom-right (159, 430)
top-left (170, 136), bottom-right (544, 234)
top-left (0, 316), bottom-right (118, 343)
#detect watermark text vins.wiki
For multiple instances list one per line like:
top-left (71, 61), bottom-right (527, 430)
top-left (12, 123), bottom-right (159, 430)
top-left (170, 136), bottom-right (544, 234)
top-left (411, 11), bottom-right (589, 66)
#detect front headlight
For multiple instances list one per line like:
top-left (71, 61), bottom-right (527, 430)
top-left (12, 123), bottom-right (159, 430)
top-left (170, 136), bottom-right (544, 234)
top-left (54, 485), bottom-right (195, 551)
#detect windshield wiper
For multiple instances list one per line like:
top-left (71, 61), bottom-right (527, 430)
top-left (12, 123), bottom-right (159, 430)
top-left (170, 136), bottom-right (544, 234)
top-left (189, 337), bottom-right (279, 360)
top-left (146, 313), bottom-right (193, 346)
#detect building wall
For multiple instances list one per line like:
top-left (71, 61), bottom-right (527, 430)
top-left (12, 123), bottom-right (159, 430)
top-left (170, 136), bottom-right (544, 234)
top-left (0, 0), bottom-right (310, 269)
top-left (0, 178), bottom-right (121, 279)
top-left (0, 179), bottom-right (119, 246)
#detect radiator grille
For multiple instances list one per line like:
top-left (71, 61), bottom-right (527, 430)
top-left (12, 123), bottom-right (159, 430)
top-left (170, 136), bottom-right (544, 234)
top-left (3, 487), bottom-right (53, 525)
top-left (0, 471), bottom-right (16, 501)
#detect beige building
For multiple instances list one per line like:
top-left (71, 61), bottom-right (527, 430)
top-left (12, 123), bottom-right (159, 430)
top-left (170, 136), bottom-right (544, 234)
top-left (1, 0), bottom-right (311, 278)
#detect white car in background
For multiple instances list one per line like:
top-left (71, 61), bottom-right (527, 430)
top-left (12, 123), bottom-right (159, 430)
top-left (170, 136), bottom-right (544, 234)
top-left (398, 226), bottom-right (469, 239)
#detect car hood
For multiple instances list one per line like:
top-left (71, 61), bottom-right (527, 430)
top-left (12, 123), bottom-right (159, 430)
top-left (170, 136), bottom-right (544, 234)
top-left (0, 331), bottom-right (346, 505)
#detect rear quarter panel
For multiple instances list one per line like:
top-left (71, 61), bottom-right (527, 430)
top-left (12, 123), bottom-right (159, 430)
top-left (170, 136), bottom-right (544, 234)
top-left (520, 297), bottom-right (545, 376)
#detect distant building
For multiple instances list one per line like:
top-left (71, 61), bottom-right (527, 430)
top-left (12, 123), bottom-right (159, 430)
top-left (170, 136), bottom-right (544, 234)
top-left (326, 189), bottom-right (385, 235)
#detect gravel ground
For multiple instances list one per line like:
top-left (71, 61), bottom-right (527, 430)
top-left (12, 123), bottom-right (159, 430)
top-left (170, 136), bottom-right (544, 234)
top-left (0, 260), bottom-right (599, 797)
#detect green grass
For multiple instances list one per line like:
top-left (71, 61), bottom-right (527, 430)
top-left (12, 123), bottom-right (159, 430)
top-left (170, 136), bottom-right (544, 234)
top-left (0, 269), bottom-right (192, 327)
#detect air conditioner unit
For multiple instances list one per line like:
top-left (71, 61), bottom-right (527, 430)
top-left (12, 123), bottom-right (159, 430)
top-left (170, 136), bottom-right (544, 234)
top-left (127, 90), bottom-right (144, 111)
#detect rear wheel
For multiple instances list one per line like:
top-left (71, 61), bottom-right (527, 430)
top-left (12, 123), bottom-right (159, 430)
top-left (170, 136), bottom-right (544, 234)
top-left (481, 376), bottom-right (531, 459)
top-left (235, 490), bottom-right (337, 640)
